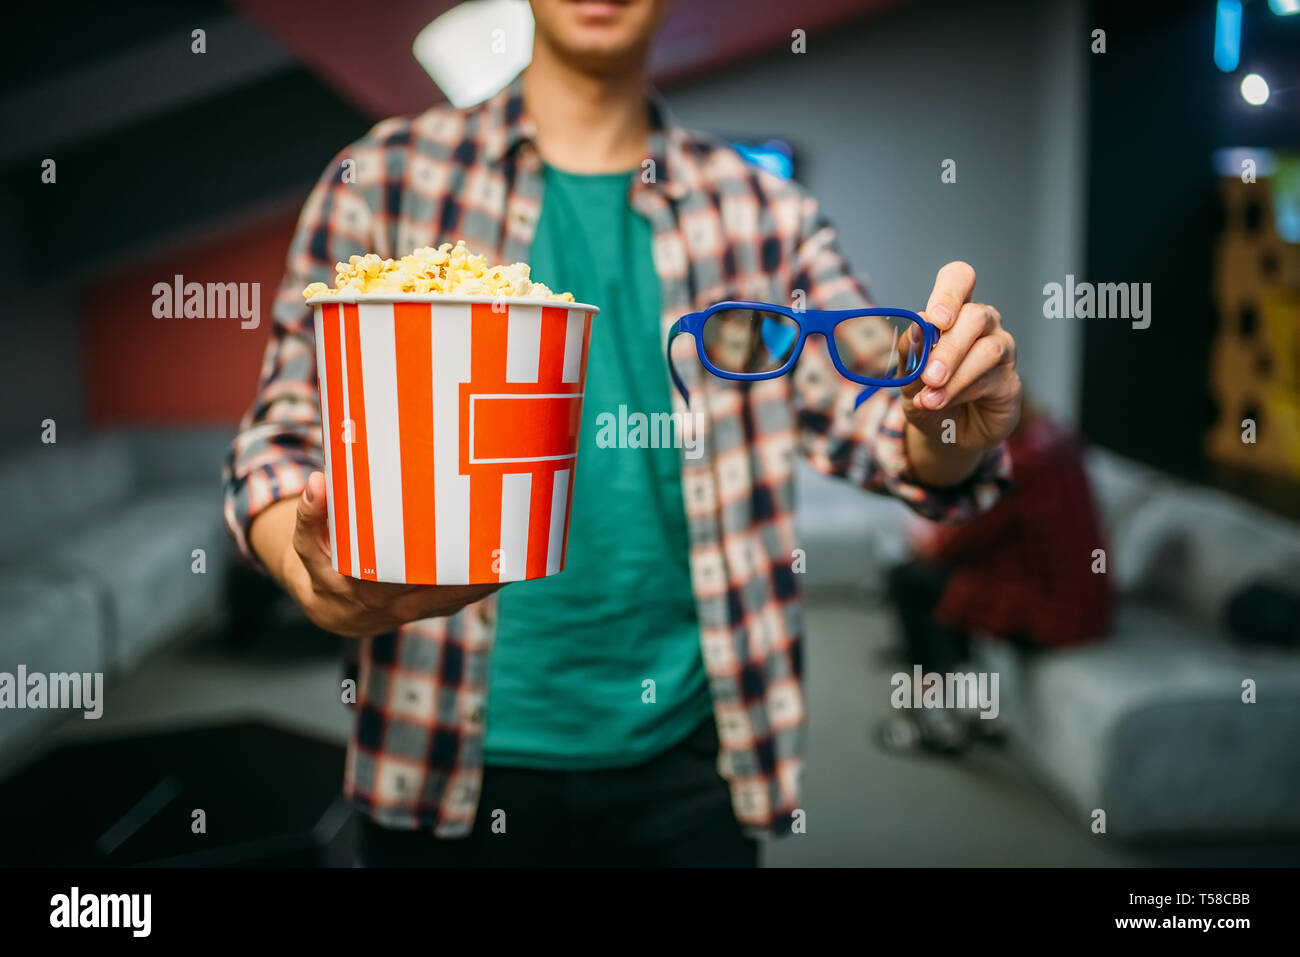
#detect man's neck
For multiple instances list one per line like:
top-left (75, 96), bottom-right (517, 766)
top-left (522, 43), bottom-right (651, 174)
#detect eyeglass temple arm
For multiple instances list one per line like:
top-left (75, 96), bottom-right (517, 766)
top-left (852, 318), bottom-right (940, 410)
top-left (853, 385), bottom-right (880, 410)
top-left (666, 319), bottom-right (691, 405)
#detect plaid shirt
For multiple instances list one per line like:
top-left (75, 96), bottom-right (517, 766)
top-left (223, 74), bottom-right (1011, 838)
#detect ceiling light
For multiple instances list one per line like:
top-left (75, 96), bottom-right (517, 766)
top-left (1241, 73), bottom-right (1270, 106)
top-left (414, 0), bottom-right (534, 109)
top-left (1214, 0), bottom-right (1242, 72)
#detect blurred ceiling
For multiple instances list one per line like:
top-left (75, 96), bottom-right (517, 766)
top-left (232, 0), bottom-right (907, 118)
top-left (1, 0), bottom-right (905, 278)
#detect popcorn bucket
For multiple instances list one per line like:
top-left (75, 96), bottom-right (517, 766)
top-left (309, 294), bottom-right (599, 584)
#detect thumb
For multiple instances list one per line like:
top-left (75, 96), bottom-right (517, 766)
top-left (294, 471), bottom-right (333, 572)
top-left (900, 324), bottom-right (930, 402)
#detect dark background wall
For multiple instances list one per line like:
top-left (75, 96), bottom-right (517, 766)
top-left (0, 2), bottom-right (371, 442)
top-left (1083, 0), bottom-right (1300, 500)
top-left (5, 0), bottom-right (1298, 519)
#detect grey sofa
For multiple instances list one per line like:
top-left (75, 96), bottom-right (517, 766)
top-left (0, 428), bottom-right (234, 764)
top-left (796, 446), bottom-right (1300, 842)
top-left (794, 460), bottom-right (912, 596)
top-left (975, 448), bottom-right (1300, 841)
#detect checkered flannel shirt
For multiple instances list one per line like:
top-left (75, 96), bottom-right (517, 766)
top-left (223, 73), bottom-right (1011, 838)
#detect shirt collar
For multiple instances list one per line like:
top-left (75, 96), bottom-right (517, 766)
top-left (480, 71), bottom-right (694, 201)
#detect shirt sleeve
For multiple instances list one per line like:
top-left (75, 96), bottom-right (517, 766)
top-left (786, 188), bottom-right (1012, 523)
top-left (221, 152), bottom-right (376, 566)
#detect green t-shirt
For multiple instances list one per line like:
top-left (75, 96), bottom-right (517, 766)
top-left (483, 164), bottom-right (712, 769)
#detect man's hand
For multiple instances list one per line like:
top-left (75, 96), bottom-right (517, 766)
top-left (252, 471), bottom-right (499, 639)
top-left (900, 261), bottom-right (1021, 486)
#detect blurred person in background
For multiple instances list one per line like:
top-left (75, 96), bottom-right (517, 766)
top-left (225, 0), bottom-right (1020, 865)
top-left (880, 394), bottom-right (1111, 754)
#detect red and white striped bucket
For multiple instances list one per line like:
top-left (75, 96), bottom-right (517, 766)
top-left (309, 294), bottom-right (599, 585)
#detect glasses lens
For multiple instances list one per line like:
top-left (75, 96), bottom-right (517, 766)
top-left (833, 313), bottom-right (925, 381)
top-left (701, 309), bottom-right (800, 375)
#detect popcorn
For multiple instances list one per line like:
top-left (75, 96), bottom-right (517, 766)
top-left (302, 241), bottom-right (575, 302)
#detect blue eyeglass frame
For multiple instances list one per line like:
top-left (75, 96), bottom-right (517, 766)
top-left (666, 300), bottom-right (939, 409)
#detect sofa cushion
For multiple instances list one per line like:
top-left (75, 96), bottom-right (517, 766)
top-left (110, 427), bottom-right (235, 490)
top-left (794, 460), bottom-right (910, 593)
top-left (48, 486), bottom-right (232, 672)
top-left (977, 602), bottom-right (1300, 840)
top-left (1170, 492), bottom-right (1300, 623)
top-left (0, 436), bottom-right (136, 557)
top-left (1113, 488), bottom-right (1300, 621)
top-left (1084, 447), bottom-right (1167, 535)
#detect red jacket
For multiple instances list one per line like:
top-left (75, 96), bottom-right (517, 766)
top-left (929, 416), bottom-right (1112, 647)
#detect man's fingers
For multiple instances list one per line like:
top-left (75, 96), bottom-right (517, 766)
top-left (293, 471), bottom-right (335, 578)
top-left (923, 261), bottom-right (977, 331)
top-left (921, 302), bottom-right (998, 390)
top-left (943, 362), bottom-right (1018, 412)
top-left (917, 330), bottom-right (1016, 410)
top-left (391, 582), bottom-right (502, 621)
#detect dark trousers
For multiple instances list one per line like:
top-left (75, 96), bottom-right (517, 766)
top-left (352, 717), bottom-right (759, 867)
top-left (886, 559), bottom-right (970, 674)
top-left (887, 560), bottom-right (1042, 667)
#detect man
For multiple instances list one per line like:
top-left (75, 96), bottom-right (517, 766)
top-left (881, 396), bottom-right (1111, 755)
top-left (224, 0), bottom-right (1019, 866)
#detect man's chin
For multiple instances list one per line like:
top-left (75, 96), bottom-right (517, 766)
top-left (552, 41), bottom-right (649, 76)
